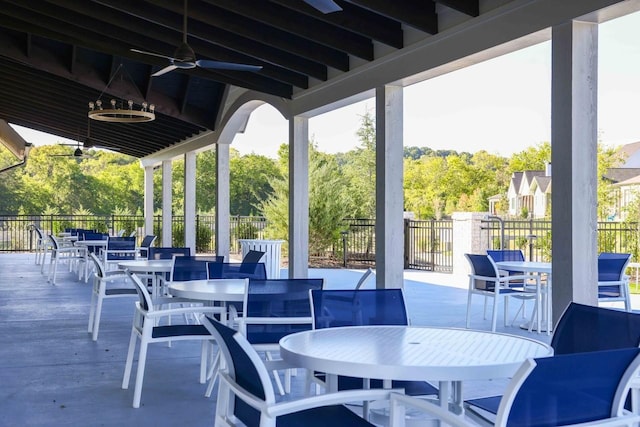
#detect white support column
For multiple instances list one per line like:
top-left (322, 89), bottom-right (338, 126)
top-left (143, 165), bottom-right (154, 237)
top-left (184, 151), bottom-right (196, 254)
top-left (375, 85), bottom-right (404, 290)
top-left (289, 116), bottom-right (309, 278)
top-left (162, 160), bottom-right (173, 248)
top-left (216, 144), bottom-right (230, 261)
top-left (551, 20), bottom-right (599, 321)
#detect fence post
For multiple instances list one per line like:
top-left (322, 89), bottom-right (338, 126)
top-left (341, 230), bottom-right (348, 267)
top-left (403, 219), bottom-right (410, 269)
top-left (430, 220), bottom-right (436, 271)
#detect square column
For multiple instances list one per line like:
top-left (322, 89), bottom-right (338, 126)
top-left (375, 85), bottom-right (404, 289)
top-left (551, 20), bottom-right (599, 320)
top-left (162, 160), bottom-right (172, 248)
top-left (143, 165), bottom-right (154, 237)
top-left (216, 144), bottom-right (230, 261)
top-left (184, 151), bottom-right (196, 253)
top-left (289, 116), bottom-right (309, 278)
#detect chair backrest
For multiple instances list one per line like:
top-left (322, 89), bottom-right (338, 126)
top-left (551, 302), bottom-right (640, 355)
top-left (82, 232), bottom-right (107, 241)
top-left (598, 253), bottom-right (631, 282)
top-left (496, 348), bottom-right (640, 427)
top-left (30, 225), bottom-right (43, 239)
top-left (242, 250), bottom-right (266, 264)
top-left (169, 256), bottom-right (209, 282)
top-left (147, 247), bottom-right (191, 260)
top-left (208, 262), bottom-right (267, 280)
top-left (139, 235), bottom-right (157, 248)
top-left (124, 269), bottom-right (155, 312)
top-left (89, 252), bottom-right (106, 279)
top-left (355, 268), bottom-right (376, 289)
top-left (105, 236), bottom-right (136, 260)
top-left (244, 278), bottom-right (324, 344)
top-left (465, 253), bottom-right (499, 290)
top-left (311, 289), bottom-right (408, 329)
top-left (487, 250), bottom-right (524, 262)
top-left (201, 315), bottom-right (274, 427)
top-left (116, 229), bottom-right (125, 237)
top-left (48, 234), bottom-right (60, 250)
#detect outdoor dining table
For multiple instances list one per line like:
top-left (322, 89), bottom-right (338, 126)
top-left (279, 325), bottom-right (552, 420)
top-left (496, 260), bottom-right (552, 334)
top-left (118, 259), bottom-right (173, 296)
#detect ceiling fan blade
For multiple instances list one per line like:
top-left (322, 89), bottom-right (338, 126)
top-left (152, 65), bottom-right (179, 77)
top-left (196, 60), bottom-right (262, 72)
top-left (131, 48), bottom-right (175, 61)
top-left (304, 0), bottom-right (342, 13)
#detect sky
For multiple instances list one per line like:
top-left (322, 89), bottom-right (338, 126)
top-left (12, 11), bottom-right (640, 159)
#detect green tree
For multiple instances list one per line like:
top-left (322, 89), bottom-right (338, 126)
top-left (340, 111), bottom-right (376, 217)
top-left (260, 143), bottom-right (351, 254)
top-left (230, 149), bottom-right (280, 215)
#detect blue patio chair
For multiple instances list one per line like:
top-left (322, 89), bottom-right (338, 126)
top-left (391, 348), bottom-right (640, 427)
top-left (102, 236), bottom-right (136, 271)
top-left (598, 252), bottom-right (632, 312)
top-left (207, 262), bottom-right (267, 280)
top-left (464, 302), bottom-right (640, 423)
top-left (309, 289), bottom-right (438, 397)
top-left (465, 254), bottom-right (539, 332)
top-left (146, 246), bottom-right (191, 260)
top-left (201, 315), bottom-right (392, 427)
top-left (135, 235), bottom-right (157, 259)
top-left (240, 278), bottom-right (324, 395)
top-left (121, 270), bottom-right (224, 408)
top-left (169, 255), bottom-right (224, 282)
top-left (486, 249), bottom-right (525, 277)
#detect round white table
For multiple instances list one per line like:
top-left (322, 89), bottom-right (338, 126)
top-left (280, 325), bottom-right (552, 415)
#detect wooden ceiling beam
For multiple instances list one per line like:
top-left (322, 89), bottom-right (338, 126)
top-left (434, 0), bottom-right (479, 17)
top-left (202, 0), bottom-right (373, 60)
top-left (271, 0), bottom-right (403, 49)
top-left (0, 3), bottom-right (300, 95)
top-left (346, 0), bottom-right (438, 34)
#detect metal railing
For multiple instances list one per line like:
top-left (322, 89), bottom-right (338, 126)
top-left (481, 219), bottom-right (640, 261)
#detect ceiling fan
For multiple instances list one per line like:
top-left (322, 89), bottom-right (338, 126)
top-left (304, 0), bottom-right (343, 13)
top-left (131, 0), bottom-right (263, 77)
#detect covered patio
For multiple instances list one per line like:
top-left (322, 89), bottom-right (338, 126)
top-left (0, 0), bottom-right (639, 321)
top-left (0, 252), bottom-right (556, 426)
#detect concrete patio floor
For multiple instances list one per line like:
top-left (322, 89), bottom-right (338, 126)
top-left (0, 253), bottom-right (570, 426)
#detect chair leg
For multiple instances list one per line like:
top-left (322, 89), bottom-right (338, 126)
top-left (200, 341), bottom-right (208, 384)
top-left (132, 339), bottom-right (149, 408)
top-left (122, 330), bottom-right (138, 390)
top-left (490, 295), bottom-right (498, 332)
top-left (465, 289), bottom-right (473, 329)
top-left (92, 292), bottom-right (105, 341)
top-left (88, 289), bottom-right (98, 333)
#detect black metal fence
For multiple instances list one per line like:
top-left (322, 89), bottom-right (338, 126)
top-left (4, 214), bottom-right (267, 254)
top-left (481, 218), bottom-right (640, 261)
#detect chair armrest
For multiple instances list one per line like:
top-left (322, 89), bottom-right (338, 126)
top-left (240, 316), bottom-right (313, 326)
top-left (145, 306), bottom-right (224, 319)
top-left (389, 393), bottom-right (471, 427)
top-left (267, 388), bottom-right (403, 418)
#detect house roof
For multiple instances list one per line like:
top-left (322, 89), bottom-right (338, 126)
top-left (531, 176), bottom-right (552, 193)
top-left (603, 168), bottom-right (640, 184)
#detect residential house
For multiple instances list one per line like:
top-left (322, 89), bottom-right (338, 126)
top-left (503, 143), bottom-right (640, 220)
